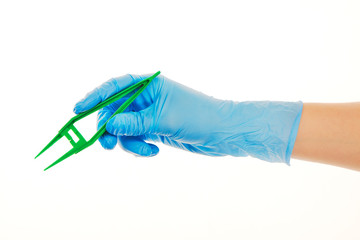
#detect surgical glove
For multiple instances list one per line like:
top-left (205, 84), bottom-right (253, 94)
top-left (73, 73), bottom-right (303, 164)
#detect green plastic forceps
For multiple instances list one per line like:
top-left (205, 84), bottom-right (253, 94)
top-left (35, 71), bottom-right (160, 171)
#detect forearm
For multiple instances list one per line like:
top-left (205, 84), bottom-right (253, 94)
top-left (291, 102), bottom-right (360, 171)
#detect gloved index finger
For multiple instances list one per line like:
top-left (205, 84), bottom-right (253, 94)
top-left (73, 74), bottom-right (136, 114)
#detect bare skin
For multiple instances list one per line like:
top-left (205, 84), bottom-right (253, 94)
top-left (292, 103), bottom-right (360, 171)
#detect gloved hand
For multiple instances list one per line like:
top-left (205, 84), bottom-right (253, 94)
top-left (73, 73), bottom-right (303, 164)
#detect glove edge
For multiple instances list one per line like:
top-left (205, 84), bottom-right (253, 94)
top-left (284, 101), bottom-right (304, 165)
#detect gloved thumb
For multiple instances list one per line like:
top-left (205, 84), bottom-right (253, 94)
top-left (105, 107), bottom-right (154, 136)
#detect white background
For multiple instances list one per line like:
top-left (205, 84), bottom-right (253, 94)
top-left (1, 0), bottom-right (360, 239)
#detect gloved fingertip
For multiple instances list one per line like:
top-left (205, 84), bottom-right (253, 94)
top-left (118, 136), bottom-right (158, 157)
top-left (138, 145), bottom-right (152, 157)
top-left (137, 144), bottom-right (159, 157)
top-left (99, 134), bottom-right (117, 150)
top-left (149, 144), bottom-right (159, 157)
top-left (73, 102), bottom-right (84, 114)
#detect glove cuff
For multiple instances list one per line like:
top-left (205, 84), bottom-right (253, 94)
top-left (257, 101), bottom-right (303, 164)
top-left (285, 102), bottom-right (303, 165)
top-left (229, 101), bottom-right (303, 164)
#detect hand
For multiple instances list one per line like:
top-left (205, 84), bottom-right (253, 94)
top-left (73, 73), bottom-right (303, 163)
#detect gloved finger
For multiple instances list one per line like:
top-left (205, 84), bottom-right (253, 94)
top-left (97, 98), bottom-right (130, 150)
top-left (97, 98), bottom-right (131, 129)
top-left (98, 132), bottom-right (118, 150)
top-left (97, 110), bottom-right (118, 149)
top-left (73, 74), bottom-right (137, 114)
top-left (118, 136), bottom-right (159, 157)
top-left (106, 106), bottom-right (154, 136)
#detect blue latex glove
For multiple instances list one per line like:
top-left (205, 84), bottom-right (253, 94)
top-left (74, 73), bottom-right (303, 164)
